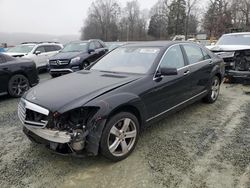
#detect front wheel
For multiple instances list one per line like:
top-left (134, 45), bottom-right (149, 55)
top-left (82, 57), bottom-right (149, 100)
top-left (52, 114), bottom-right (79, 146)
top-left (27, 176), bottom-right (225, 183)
top-left (100, 112), bottom-right (139, 162)
top-left (203, 76), bottom-right (220, 103)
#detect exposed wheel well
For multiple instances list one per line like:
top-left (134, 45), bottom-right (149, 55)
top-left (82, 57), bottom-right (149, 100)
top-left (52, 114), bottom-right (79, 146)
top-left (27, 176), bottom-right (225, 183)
top-left (215, 73), bottom-right (222, 84)
top-left (107, 105), bottom-right (142, 129)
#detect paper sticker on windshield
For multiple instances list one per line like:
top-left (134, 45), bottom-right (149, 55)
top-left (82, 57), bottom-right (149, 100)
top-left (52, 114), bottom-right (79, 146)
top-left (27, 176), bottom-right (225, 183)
top-left (243, 35), bottom-right (250, 38)
top-left (139, 48), bottom-right (159, 53)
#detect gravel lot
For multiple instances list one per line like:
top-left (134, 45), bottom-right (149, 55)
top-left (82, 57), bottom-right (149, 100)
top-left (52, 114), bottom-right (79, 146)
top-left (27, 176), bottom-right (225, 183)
top-left (0, 73), bottom-right (249, 188)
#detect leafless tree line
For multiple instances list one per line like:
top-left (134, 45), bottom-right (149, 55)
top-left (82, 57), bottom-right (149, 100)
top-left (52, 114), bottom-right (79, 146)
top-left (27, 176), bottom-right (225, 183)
top-left (81, 0), bottom-right (250, 41)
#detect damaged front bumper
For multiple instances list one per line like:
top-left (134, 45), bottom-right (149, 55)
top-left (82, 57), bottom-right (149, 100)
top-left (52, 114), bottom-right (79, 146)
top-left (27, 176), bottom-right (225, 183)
top-left (226, 70), bottom-right (250, 79)
top-left (18, 98), bottom-right (108, 156)
top-left (24, 125), bottom-right (71, 144)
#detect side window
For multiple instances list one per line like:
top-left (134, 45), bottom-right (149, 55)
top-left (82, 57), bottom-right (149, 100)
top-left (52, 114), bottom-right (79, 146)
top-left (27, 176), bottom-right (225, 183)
top-left (44, 46), bottom-right (55, 52)
top-left (35, 46), bottom-right (45, 54)
top-left (54, 45), bottom-right (62, 51)
top-left (202, 49), bottom-right (211, 60)
top-left (160, 45), bottom-right (185, 69)
top-left (183, 44), bottom-right (204, 64)
top-left (95, 41), bottom-right (102, 49)
top-left (89, 42), bottom-right (96, 50)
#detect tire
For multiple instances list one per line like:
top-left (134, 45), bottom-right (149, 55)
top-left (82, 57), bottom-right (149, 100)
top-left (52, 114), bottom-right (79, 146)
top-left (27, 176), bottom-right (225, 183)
top-left (100, 112), bottom-right (139, 162)
top-left (50, 73), bottom-right (59, 78)
top-left (82, 61), bottom-right (90, 69)
top-left (8, 74), bottom-right (30, 97)
top-left (203, 76), bottom-right (220, 103)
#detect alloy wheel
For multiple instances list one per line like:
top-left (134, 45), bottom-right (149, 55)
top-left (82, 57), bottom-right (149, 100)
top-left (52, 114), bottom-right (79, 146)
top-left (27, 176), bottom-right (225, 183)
top-left (10, 76), bottom-right (29, 97)
top-left (107, 118), bottom-right (137, 157)
top-left (211, 78), bottom-right (220, 100)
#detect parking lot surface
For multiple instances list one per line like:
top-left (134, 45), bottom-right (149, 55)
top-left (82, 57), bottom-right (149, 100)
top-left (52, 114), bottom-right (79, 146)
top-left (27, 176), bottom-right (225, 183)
top-left (0, 73), bottom-right (249, 188)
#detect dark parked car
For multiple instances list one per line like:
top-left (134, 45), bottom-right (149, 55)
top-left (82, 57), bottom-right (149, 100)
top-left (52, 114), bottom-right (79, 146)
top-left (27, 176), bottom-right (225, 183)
top-left (48, 40), bottom-right (108, 77)
top-left (0, 54), bottom-right (39, 97)
top-left (207, 32), bottom-right (250, 83)
top-left (18, 41), bottom-right (224, 161)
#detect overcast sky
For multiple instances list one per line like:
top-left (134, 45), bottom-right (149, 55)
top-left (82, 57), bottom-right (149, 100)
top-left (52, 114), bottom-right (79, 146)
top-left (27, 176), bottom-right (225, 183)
top-left (0, 0), bottom-right (157, 36)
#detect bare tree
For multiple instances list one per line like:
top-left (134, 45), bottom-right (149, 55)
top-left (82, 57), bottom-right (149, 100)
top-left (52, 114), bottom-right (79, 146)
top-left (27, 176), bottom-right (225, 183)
top-left (203, 0), bottom-right (232, 38)
top-left (81, 0), bottom-right (121, 41)
top-left (185, 0), bottom-right (198, 39)
top-left (124, 0), bottom-right (140, 40)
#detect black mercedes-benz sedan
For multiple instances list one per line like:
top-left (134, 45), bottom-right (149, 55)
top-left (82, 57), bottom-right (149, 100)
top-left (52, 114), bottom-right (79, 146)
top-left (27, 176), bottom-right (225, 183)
top-left (48, 40), bottom-right (108, 77)
top-left (18, 41), bottom-right (225, 161)
top-left (0, 54), bottom-right (39, 97)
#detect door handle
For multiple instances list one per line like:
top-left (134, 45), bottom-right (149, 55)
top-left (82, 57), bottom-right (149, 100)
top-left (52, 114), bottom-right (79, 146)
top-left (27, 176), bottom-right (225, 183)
top-left (208, 60), bottom-right (213, 65)
top-left (184, 70), bottom-right (190, 75)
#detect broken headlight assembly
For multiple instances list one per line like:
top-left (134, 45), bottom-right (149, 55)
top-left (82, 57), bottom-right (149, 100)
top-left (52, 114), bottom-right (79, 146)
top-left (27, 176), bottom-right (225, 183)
top-left (50, 107), bottom-right (100, 152)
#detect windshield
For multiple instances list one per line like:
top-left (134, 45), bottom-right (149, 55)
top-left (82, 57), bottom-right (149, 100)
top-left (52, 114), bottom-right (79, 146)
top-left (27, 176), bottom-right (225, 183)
top-left (217, 34), bottom-right (250, 45)
top-left (91, 46), bottom-right (160, 74)
top-left (7, 45), bottom-right (35, 53)
top-left (61, 42), bottom-right (87, 52)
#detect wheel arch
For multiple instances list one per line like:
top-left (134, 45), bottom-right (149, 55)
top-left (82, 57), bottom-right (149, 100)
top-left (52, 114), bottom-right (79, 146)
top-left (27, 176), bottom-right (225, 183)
top-left (215, 73), bottom-right (222, 84)
top-left (107, 104), bottom-right (143, 130)
top-left (10, 71), bottom-right (31, 85)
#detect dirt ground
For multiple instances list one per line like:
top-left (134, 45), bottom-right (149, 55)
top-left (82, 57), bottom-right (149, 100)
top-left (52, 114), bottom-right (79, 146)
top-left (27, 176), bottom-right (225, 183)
top-left (0, 73), bottom-right (249, 188)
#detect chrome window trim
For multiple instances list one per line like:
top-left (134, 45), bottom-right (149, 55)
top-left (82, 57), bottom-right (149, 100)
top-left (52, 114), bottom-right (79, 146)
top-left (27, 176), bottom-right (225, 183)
top-left (153, 44), bottom-right (182, 80)
top-left (153, 43), bottom-right (212, 80)
top-left (146, 90), bottom-right (207, 122)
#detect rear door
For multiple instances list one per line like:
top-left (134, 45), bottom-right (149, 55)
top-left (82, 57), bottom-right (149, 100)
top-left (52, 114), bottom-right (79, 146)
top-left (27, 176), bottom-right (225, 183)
top-left (0, 55), bottom-right (10, 93)
top-left (143, 44), bottom-right (193, 120)
top-left (44, 45), bottom-right (61, 59)
top-left (181, 44), bottom-right (213, 95)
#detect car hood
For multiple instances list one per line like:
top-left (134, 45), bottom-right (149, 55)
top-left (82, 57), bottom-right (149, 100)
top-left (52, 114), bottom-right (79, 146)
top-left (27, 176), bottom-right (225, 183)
top-left (24, 70), bottom-right (142, 113)
top-left (50, 51), bottom-right (86, 60)
top-left (207, 45), bottom-right (250, 52)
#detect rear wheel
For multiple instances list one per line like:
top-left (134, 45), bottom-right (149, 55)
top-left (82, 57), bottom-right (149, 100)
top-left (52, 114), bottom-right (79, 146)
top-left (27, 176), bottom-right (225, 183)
top-left (100, 112), bottom-right (139, 162)
top-left (8, 74), bottom-right (30, 97)
top-left (203, 76), bottom-right (220, 103)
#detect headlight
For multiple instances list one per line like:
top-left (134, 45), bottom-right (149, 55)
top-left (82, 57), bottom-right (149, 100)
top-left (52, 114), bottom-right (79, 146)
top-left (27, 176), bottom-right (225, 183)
top-left (70, 57), bottom-right (81, 64)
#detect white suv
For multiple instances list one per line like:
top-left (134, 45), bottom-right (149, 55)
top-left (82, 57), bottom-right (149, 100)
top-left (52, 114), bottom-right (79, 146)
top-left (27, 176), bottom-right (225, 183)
top-left (5, 42), bottom-right (63, 70)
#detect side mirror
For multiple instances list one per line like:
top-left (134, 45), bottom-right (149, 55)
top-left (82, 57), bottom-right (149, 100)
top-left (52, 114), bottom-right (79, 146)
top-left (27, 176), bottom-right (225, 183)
top-left (35, 51), bottom-right (41, 55)
top-left (156, 67), bottom-right (178, 77)
top-left (88, 49), bottom-right (95, 54)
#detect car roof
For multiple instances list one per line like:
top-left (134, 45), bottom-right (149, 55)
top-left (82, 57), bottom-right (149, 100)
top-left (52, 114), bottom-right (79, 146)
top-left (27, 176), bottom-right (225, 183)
top-left (123, 41), bottom-right (192, 47)
top-left (70, 39), bottom-right (103, 43)
top-left (223, 32), bottom-right (250, 36)
top-left (20, 42), bottom-right (61, 46)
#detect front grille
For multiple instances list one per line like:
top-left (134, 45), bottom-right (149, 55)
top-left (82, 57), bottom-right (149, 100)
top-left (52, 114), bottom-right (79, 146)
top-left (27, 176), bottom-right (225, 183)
top-left (18, 99), bottom-right (49, 128)
top-left (50, 59), bottom-right (70, 66)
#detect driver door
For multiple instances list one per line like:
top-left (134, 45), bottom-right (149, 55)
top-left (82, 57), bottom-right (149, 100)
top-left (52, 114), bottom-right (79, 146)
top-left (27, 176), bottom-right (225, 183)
top-left (142, 45), bottom-right (194, 120)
